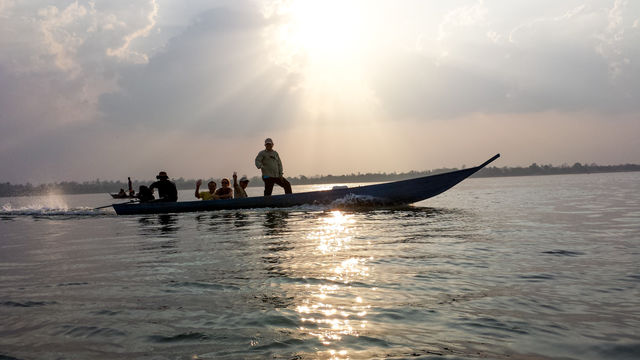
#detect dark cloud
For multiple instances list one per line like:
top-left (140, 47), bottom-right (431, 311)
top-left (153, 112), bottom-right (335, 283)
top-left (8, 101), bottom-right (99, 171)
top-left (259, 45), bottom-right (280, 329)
top-left (100, 6), bottom-right (304, 135)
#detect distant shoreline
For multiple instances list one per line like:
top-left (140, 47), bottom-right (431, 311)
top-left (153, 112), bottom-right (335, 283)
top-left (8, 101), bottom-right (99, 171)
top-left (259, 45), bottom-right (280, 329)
top-left (1, 163), bottom-right (639, 197)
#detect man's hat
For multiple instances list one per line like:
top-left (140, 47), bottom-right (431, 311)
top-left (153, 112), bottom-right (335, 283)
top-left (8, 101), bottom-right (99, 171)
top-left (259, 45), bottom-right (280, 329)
top-left (240, 175), bottom-right (249, 182)
top-left (156, 171), bottom-right (169, 179)
top-left (264, 138), bottom-right (274, 145)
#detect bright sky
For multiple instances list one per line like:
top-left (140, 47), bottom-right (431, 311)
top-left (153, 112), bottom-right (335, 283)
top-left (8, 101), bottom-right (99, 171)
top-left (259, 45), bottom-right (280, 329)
top-left (1, 0), bottom-right (639, 184)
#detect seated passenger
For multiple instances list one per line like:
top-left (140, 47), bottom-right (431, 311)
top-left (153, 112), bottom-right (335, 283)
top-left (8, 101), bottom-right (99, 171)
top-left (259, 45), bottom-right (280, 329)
top-left (137, 185), bottom-right (155, 202)
top-left (117, 188), bottom-right (126, 197)
top-left (149, 171), bottom-right (178, 202)
top-left (214, 178), bottom-right (233, 199)
top-left (195, 179), bottom-right (216, 200)
top-left (233, 172), bottom-right (249, 198)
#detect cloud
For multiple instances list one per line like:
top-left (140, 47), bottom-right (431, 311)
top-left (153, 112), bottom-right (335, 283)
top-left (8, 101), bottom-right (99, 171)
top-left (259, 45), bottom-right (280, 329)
top-left (106, 0), bottom-right (159, 64)
top-left (370, 53), bottom-right (509, 119)
top-left (0, 1), bottom-right (179, 183)
top-left (100, 6), bottom-right (304, 135)
top-left (0, 1), bottom-right (304, 183)
top-left (594, 0), bottom-right (639, 78)
top-left (437, 0), bottom-right (488, 42)
top-left (0, 0), bottom-right (15, 16)
top-left (369, 1), bottom-right (640, 120)
top-left (37, 2), bottom-right (89, 74)
top-left (0, 1), bottom-right (172, 135)
top-left (1, 1), bottom-right (639, 184)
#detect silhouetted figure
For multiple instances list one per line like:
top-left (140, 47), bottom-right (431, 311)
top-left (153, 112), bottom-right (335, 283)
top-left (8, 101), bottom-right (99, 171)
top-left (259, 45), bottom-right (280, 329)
top-left (255, 138), bottom-right (292, 196)
top-left (137, 185), bottom-right (155, 203)
top-left (149, 171), bottom-right (178, 202)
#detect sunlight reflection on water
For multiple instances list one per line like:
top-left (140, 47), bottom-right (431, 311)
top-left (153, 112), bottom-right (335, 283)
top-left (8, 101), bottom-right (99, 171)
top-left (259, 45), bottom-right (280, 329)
top-left (308, 210), bottom-right (354, 254)
top-left (297, 210), bottom-right (372, 358)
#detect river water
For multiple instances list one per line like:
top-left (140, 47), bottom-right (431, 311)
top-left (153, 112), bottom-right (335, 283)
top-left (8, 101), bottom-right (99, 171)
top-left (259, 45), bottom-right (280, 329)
top-left (1, 173), bottom-right (638, 360)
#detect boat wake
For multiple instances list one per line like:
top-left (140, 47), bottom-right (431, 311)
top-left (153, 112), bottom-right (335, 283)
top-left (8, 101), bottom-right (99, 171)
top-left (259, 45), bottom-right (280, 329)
top-left (1, 203), bottom-right (110, 217)
top-left (330, 194), bottom-right (387, 208)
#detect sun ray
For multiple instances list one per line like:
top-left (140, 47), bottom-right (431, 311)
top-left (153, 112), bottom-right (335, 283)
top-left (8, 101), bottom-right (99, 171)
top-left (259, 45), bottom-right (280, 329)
top-left (263, 0), bottom-right (380, 126)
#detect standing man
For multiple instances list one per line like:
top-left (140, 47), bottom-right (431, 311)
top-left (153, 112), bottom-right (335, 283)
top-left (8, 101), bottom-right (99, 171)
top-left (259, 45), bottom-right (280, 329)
top-left (255, 138), bottom-right (292, 196)
top-left (149, 171), bottom-right (178, 202)
top-left (127, 177), bottom-right (134, 197)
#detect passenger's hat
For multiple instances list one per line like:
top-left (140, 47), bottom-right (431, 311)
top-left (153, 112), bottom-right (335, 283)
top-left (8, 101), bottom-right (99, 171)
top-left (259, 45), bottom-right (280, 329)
top-left (240, 175), bottom-right (249, 182)
top-left (156, 171), bottom-right (169, 179)
top-left (264, 138), bottom-right (274, 145)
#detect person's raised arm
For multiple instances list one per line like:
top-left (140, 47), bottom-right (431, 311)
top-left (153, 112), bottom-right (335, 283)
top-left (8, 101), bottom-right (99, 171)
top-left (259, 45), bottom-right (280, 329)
top-left (195, 179), bottom-right (202, 199)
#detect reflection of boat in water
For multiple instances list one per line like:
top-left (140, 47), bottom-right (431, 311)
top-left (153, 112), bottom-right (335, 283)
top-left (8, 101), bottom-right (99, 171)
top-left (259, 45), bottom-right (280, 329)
top-left (113, 154), bottom-right (500, 215)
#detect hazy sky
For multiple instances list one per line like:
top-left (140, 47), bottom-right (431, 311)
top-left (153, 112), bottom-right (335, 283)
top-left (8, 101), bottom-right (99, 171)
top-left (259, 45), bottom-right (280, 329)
top-left (1, 0), bottom-right (639, 184)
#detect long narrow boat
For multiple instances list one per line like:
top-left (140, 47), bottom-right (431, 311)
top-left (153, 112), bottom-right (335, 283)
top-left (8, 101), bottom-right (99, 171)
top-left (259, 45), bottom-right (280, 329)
top-left (113, 154), bottom-right (499, 215)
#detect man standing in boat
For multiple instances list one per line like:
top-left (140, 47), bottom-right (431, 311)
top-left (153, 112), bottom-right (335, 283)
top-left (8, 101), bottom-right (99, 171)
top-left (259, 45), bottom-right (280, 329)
top-left (149, 171), bottom-right (178, 202)
top-left (127, 177), bottom-right (135, 197)
top-left (255, 138), bottom-right (292, 196)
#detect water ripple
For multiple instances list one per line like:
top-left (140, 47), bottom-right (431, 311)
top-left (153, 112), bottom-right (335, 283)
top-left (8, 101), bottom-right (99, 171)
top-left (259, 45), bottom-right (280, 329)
top-left (147, 332), bottom-right (211, 343)
top-left (1, 173), bottom-right (638, 360)
top-left (541, 249), bottom-right (585, 257)
top-left (0, 300), bottom-right (57, 308)
top-left (55, 325), bottom-right (127, 338)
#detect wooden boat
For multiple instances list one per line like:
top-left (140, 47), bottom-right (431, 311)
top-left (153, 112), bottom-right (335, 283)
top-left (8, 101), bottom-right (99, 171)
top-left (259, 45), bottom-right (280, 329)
top-left (111, 177), bottom-right (135, 198)
top-left (112, 154), bottom-right (499, 215)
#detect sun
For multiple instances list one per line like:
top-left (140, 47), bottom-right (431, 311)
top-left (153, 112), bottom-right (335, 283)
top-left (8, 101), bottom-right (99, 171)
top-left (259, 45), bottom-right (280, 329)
top-left (266, 0), bottom-right (365, 69)
top-left (286, 0), bottom-right (362, 62)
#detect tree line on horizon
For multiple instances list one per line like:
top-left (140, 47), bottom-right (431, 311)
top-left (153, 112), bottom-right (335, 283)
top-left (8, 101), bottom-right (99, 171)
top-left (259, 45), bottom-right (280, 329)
top-left (1, 162), bottom-right (639, 197)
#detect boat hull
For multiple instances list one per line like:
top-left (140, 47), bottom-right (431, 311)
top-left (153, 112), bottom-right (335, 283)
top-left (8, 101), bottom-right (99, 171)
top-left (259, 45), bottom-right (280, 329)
top-left (110, 194), bottom-right (135, 199)
top-left (113, 154), bottom-right (499, 215)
